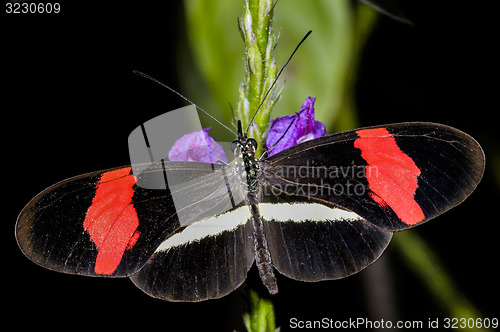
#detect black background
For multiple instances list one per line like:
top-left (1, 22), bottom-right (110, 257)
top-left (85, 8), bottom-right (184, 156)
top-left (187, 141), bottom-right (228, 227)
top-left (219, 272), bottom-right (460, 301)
top-left (3, 1), bottom-right (498, 331)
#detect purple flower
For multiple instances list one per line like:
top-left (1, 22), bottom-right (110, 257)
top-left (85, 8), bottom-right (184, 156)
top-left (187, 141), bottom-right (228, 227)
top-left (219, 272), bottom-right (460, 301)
top-left (266, 97), bottom-right (326, 156)
top-left (168, 127), bottom-right (228, 163)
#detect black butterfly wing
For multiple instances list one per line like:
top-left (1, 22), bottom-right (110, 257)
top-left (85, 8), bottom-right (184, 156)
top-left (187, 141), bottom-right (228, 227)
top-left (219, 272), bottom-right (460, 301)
top-left (129, 163), bottom-right (255, 301)
top-left (260, 122), bottom-right (484, 282)
top-left (259, 195), bottom-right (393, 282)
top-left (262, 122), bottom-right (485, 231)
top-left (17, 166), bottom-right (142, 276)
top-left (129, 202), bottom-right (255, 302)
top-left (16, 161), bottom-right (250, 280)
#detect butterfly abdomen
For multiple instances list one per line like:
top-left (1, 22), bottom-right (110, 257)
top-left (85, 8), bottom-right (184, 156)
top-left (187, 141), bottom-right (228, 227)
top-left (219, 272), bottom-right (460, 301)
top-left (250, 201), bottom-right (279, 294)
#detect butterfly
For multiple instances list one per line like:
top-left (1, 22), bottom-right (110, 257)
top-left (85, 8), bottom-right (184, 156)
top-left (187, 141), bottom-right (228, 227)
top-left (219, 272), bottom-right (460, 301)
top-left (16, 112), bottom-right (484, 301)
top-left (15, 31), bottom-right (485, 302)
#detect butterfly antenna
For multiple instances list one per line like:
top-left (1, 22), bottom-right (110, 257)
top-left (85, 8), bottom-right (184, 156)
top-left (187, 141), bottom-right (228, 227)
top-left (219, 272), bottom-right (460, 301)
top-left (133, 70), bottom-right (237, 136)
top-left (246, 30), bottom-right (312, 136)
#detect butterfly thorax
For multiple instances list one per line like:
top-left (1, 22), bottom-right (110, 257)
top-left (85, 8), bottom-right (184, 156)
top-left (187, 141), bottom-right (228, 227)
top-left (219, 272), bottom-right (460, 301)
top-left (232, 136), bottom-right (260, 194)
top-left (231, 120), bottom-right (261, 195)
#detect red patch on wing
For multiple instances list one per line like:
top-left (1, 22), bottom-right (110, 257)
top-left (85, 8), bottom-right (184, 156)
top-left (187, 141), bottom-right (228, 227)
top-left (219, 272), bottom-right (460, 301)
top-left (354, 128), bottom-right (425, 225)
top-left (83, 167), bottom-right (139, 274)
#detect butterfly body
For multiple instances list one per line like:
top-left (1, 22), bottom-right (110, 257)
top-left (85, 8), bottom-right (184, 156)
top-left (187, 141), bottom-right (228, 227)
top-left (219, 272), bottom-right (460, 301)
top-left (232, 122), bottom-right (279, 295)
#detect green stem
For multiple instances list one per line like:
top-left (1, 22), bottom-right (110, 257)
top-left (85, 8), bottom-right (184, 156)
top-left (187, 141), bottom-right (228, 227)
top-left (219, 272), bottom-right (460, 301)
top-left (242, 288), bottom-right (277, 332)
top-left (236, 0), bottom-right (279, 156)
top-left (238, 1), bottom-right (279, 330)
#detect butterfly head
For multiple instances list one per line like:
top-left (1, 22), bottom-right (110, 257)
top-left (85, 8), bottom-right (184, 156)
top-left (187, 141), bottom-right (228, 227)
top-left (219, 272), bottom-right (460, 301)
top-left (231, 120), bottom-right (258, 158)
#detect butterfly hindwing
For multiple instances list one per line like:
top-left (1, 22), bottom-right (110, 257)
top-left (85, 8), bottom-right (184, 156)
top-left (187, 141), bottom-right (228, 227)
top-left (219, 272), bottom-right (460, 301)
top-left (259, 196), bottom-right (393, 282)
top-left (130, 204), bottom-right (255, 302)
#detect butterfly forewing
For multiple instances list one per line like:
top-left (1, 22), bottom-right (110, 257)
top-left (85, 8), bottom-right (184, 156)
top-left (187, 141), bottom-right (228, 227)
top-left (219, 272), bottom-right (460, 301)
top-left (16, 167), bottom-right (137, 276)
top-left (263, 122), bottom-right (484, 232)
top-left (16, 162), bottom-right (240, 277)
